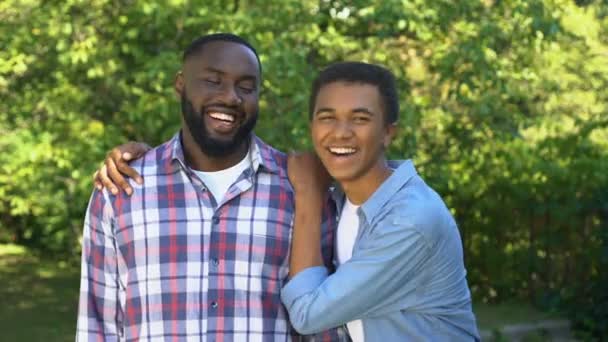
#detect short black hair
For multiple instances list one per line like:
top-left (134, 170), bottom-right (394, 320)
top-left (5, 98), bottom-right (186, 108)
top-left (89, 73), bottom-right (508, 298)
top-left (182, 33), bottom-right (262, 74)
top-left (309, 62), bottom-right (399, 124)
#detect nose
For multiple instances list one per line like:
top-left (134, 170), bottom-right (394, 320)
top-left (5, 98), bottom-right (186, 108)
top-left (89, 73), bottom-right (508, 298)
top-left (218, 84), bottom-right (242, 107)
top-left (333, 121), bottom-right (354, 139)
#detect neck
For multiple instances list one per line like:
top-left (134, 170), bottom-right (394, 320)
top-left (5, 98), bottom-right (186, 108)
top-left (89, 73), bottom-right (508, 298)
top-left (180, 128), bottom-right (249, 172)
top-left (341, 159), bottom-right (392, 205)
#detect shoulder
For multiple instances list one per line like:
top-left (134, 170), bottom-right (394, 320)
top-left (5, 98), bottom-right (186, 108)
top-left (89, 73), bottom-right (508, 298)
top-left (85, 188), bottom-right (116, 228)
top-left (253, 135), bottom-right (289, 176)
top-left (373, 174), bottom-right (455, 246)
top-left (127, 139), bottom-right (176, 178)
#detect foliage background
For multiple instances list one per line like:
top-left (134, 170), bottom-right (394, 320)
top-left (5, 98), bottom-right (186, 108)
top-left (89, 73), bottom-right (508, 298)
top-left (1, 0), bottom-right (606, 338)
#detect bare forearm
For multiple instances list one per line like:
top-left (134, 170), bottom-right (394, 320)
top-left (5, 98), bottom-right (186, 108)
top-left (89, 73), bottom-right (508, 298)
top-left (289, 193), bottom-right (324, 278)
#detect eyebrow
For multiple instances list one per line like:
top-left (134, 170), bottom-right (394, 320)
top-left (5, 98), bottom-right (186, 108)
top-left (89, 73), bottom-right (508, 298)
top-left (314, 107), bottom-right (375, 116)
top-left (314, 107), bottom-right (334, 115)
top-left (204, 67), bottom-right (258, 82)
top-left (351, 107), bottom-right (375, 115)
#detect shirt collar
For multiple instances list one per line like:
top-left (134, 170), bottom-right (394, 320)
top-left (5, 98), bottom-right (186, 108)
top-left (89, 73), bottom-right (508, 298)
top-left (251, 135), bottom-right (282, 175)
top-left (160, 131), bottom-right (281, 175)
top-left (361, 160), bottom-right (417, 221)
top-left (330, 160), bottom-right (417, 222)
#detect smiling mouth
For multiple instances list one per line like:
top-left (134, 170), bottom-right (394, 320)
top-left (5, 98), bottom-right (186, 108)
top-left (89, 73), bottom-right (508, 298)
top-left (328, 147), bottom-right (357, 156)
top-left (208, 112), bottom-right (236, 123)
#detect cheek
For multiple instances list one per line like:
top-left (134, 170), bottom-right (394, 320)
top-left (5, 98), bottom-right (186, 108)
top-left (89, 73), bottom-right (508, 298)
top-left (191, 99), bottom-right (203, 110)
top-left (359, 129), bottom-right (385, 150)
top-left (310, 126), bottom-right (325, 146)
top-left (244, 98), bottom-right (258, 112)
top-left (186, 94), bottom-right (204, 109)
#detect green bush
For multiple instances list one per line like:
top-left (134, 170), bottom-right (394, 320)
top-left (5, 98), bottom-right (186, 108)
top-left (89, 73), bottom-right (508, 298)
top-left (566, 207), bottom-right (608, 340)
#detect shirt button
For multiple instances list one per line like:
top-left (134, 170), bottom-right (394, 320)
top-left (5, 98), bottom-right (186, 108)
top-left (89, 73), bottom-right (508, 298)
top-left (212, 217), bottom-right (220, 224)
top-left (211, 258), bottom-right (219, 267)
top-left (211, 301), bottom-right (218, 308)
top-left (200, 186), bottom-right (207, 192)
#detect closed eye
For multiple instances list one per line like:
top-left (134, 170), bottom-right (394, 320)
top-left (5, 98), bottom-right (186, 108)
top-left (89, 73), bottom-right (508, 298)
top-left (239, 85), bottom-right (256, 94)
top-left (204, 78), bottom-right (220, 85)
top-left (353, 116), bottom-right (371, 123)
top-left (316, 114), bottom-right (335, 122)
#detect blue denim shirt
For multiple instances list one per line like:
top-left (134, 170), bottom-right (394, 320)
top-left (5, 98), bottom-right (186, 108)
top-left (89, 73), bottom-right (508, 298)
top-left (281, 160), bottom-right (480, 341)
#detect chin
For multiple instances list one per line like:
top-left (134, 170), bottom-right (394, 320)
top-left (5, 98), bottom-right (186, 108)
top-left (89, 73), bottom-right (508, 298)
top-left (210, 135), bottom-right (238, 144)
top-left (328, 170), bottom-right (357, 184)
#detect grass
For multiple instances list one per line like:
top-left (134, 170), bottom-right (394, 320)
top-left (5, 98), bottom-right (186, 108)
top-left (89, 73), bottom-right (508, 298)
top-left (0, 244), bottom-right (80, 342)
top-left (474, 300), bottom-right (562, 331)
top-left (0, 243), bottom-right (563, 341)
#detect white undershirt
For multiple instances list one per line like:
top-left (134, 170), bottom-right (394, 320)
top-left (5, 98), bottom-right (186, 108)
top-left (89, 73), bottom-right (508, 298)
top-left (192, 151), bottom-right (251, 203)
top-left (336, 197), bottom-right (365, 342)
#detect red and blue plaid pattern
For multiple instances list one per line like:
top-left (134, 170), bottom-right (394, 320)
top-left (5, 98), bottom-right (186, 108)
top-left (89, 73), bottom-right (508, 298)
top-left (77, 133), bottom-right (347, 341)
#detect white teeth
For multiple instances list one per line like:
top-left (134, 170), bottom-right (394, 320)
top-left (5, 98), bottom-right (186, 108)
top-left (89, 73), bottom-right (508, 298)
top-left (209, 112), bottom-right (235, 122)
top-left (329, 147), bottom-right (356, 155)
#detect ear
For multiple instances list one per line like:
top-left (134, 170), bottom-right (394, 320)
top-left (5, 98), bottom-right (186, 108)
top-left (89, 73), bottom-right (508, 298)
top-left (383, 123), bottom-right (398, 149)
top-left (174, 71), bottom-right (184, 98)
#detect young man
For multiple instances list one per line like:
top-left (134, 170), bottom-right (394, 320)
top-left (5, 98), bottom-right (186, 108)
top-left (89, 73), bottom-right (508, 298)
top-left (282, 62), bottom-right (480, 341)
top-left (77, 33), bottom-right (346, 341)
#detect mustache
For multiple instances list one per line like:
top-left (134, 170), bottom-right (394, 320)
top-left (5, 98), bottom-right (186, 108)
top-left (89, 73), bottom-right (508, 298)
top-left (200, 104), bottom-right (242, 116)
top-left (179, 91), bottom-right (242, 116)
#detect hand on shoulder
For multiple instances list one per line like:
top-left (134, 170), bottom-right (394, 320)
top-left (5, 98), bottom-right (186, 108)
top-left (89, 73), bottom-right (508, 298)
top-left (92, 141), bottom-right (151, 195)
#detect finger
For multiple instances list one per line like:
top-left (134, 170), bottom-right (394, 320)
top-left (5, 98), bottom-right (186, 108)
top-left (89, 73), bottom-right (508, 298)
top-left (98, 164), bottom-right (118, 195)
top-left (287, 153), bottom-right (298, 167)
top-left (116, 160), bottom-right (143, 185)
top-left (92, 170), bottom-right (103, 190)
top-left (106, 156), bottom-right (132, 195)
top-left (109, 147), bottom-right (123, 164)
top-left (121, 142), bottom-right (150, 160)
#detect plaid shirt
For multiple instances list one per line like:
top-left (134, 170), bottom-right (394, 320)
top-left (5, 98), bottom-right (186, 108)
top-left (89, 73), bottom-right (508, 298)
top-left (77, 133), bottom-right (348, 341)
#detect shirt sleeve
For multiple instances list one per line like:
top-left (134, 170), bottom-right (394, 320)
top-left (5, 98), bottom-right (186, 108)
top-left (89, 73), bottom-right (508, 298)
top-left (281, 213), bottom-right (430, 335)
top-left (76, 190), bottom-right (122, 341)
top-left (298, 197), bottom-right (349, 340)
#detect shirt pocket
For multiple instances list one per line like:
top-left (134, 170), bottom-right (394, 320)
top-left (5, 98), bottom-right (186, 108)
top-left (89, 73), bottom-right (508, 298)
top-left (250, 217), bottom-right (292, 280)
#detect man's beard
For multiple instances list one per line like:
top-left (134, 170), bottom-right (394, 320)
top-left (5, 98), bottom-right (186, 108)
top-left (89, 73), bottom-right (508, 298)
top-left (181, 94), bottom-right (258, 158)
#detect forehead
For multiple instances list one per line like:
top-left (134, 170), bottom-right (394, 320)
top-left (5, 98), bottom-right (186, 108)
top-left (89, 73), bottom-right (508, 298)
top-left (183, 41), bottom-right (260, 78)
top-left (315, 81), bottom-right (382, 110)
